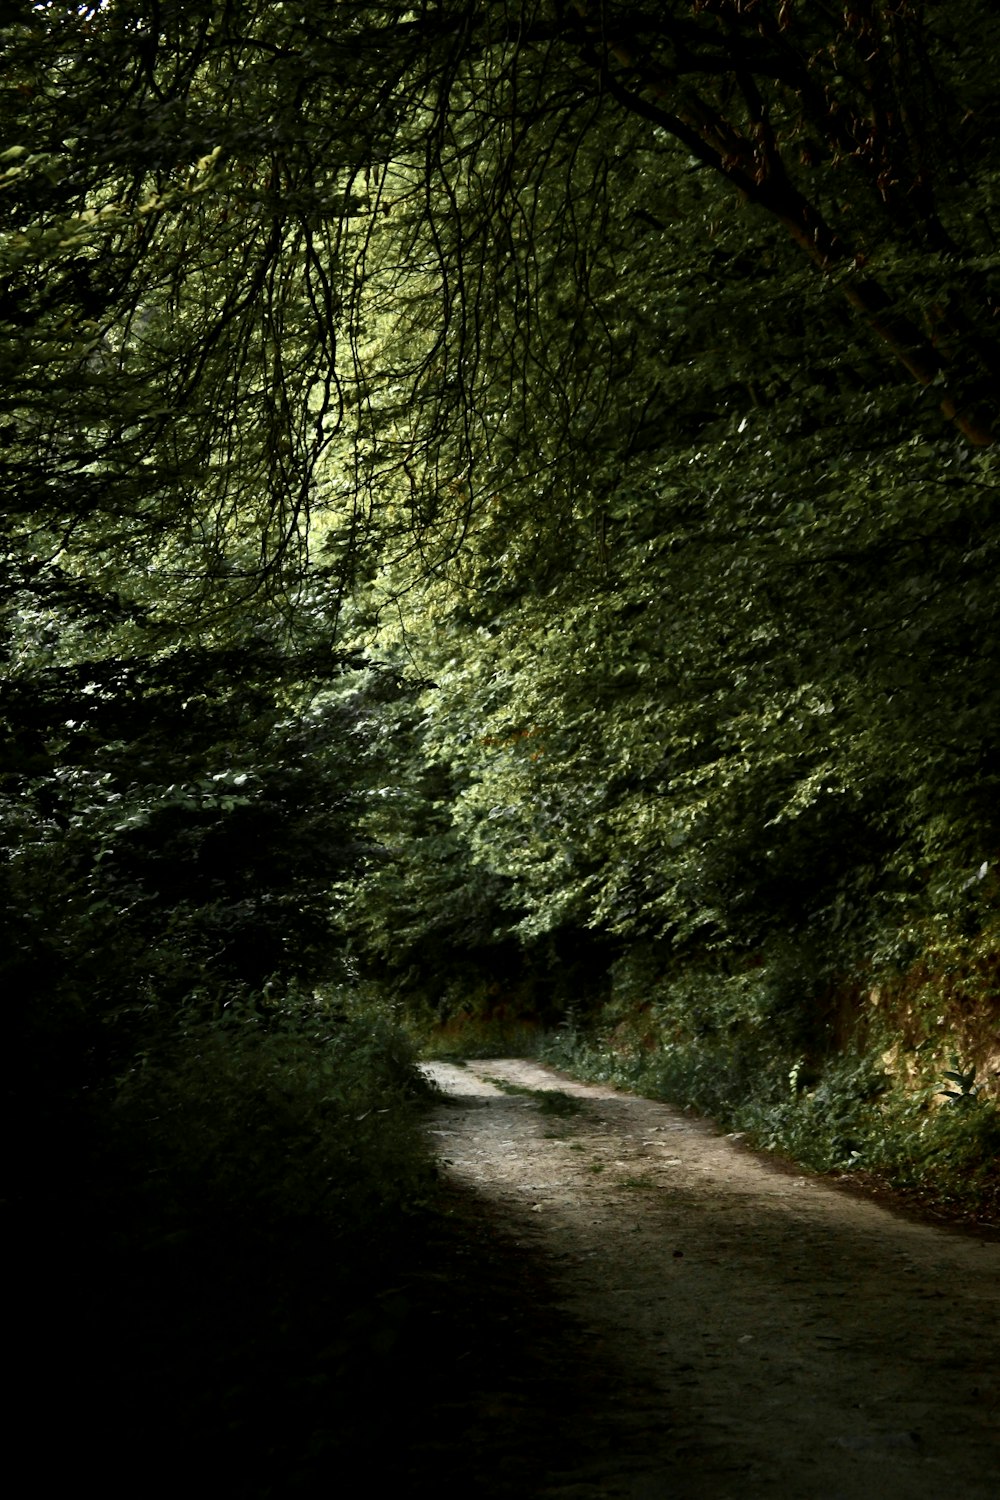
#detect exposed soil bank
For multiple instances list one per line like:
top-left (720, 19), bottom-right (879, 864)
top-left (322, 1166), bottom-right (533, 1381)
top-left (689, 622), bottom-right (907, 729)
top-left (420, 1057), bottom-right (1000, 1499)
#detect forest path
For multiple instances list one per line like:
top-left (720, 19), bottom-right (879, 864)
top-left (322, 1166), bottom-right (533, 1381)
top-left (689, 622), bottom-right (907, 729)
top-left (420, 1057), bottom-right (1000, 1500)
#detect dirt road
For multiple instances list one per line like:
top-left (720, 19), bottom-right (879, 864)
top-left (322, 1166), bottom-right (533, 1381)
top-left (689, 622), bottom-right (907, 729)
top-left (420, 1057), bottom-right (1000, 1500)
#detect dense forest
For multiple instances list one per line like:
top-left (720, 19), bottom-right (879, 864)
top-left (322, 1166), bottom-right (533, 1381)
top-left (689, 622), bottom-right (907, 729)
top-left (4, 0), bottom-right (1000, 1487)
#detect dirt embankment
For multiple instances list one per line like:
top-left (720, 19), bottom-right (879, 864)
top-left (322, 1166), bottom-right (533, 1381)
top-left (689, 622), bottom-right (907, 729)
top-left (419, 1057), bottom-right (1000, 1500)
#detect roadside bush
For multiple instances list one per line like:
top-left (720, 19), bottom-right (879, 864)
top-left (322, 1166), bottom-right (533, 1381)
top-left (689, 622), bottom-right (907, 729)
top-left (874, 1088), bottom-right (1000, 1215)
top-left (108, 986), bottom-right (433, 1242)
top-left (544, 958), bottom-right (1000, 1219)
top-left (14, 982), bottom-right (438, 1496)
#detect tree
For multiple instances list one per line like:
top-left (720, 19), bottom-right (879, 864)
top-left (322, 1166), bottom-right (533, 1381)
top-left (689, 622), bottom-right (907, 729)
top-left (561, 0), bottom-right (1000, 445)
top-left (324, 0), bottom-right (1000, 584)
top-left (4, 0), bottom-right (1000, 1168)
top-left (0, 2), bottom-right (429, 1251)
top-left (334, 2), bottom-right (1000, 1057)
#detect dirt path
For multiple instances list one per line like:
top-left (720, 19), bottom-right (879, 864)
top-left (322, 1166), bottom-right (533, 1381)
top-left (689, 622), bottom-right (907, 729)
top-left (420, 1057), bottom-right (1000, 1500)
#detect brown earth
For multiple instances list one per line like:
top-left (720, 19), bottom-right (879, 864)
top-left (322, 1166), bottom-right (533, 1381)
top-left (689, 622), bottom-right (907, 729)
top-left (412, 1056), bottom-right (1000, 1500)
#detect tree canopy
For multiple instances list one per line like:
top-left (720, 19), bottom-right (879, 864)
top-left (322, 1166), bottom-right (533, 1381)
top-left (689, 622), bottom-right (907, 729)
top-left (6, 5), bottom-right (1000, 1480)
top-left (4, 0), bottom-right (1000, 1205)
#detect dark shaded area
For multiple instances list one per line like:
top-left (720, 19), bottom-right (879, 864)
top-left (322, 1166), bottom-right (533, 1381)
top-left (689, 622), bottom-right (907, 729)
top-left (9, 1173), bottom-right (658, 1498)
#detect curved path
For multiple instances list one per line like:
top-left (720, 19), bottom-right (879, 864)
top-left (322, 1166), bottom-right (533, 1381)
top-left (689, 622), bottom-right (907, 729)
top-left (421, 1057), bottom-right (1000, 1500)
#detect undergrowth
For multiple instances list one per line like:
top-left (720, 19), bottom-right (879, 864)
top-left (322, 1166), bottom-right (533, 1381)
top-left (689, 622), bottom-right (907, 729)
top-left (14, 983), bottom-right (440, 1495)
top-left (541, 961), bottom-right (1000, 1223)
top-left (420, 1013), bottom-right (544, 1059)
top-left (108, 984), bottom-right (433, 1240)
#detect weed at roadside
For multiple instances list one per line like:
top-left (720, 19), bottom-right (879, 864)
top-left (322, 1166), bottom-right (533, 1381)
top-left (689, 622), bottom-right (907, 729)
top-left (542, 1023), bottom-right (1000, 1221)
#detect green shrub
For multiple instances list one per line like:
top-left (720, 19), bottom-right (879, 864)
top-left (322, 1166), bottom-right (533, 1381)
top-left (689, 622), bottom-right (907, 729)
top-left (108, 985), bottom-right (433, 1242)
top-left (874, 1088), bottom-right (1000, 1213)
top-left (544, 981), bottom-right (1000, 1218)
